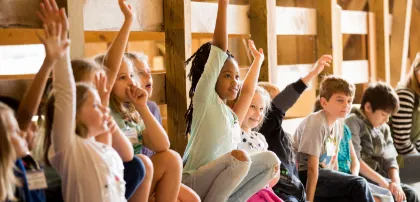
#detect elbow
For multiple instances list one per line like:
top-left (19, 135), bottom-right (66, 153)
top-left (121, 152), bottom-right (134, 162)
top-left (155, 141), bottom-right (170, 153)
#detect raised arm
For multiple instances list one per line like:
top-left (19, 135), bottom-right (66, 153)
top-left (233, 40), bottom-right (264, 125)
top-left (128, 86), bottom-right (170, 152)
top-left (49, 22), bottom-right (75, 152)
top-left (103, 0), bottom-right (133, 94)
top-left (301, 55), bottom-right (332, 85)
top-left (18, 0), bottom-right (69, 131)
top-left (212, 0), bottom-right (229, 51)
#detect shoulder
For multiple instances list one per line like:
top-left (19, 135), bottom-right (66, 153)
top-left (396, 88), bottom-right (416, 101)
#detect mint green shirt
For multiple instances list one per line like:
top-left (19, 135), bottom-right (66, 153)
top-left (111, 109), bottom-right (146, 155)
top-left (183, 45), bottom-right (241, 173)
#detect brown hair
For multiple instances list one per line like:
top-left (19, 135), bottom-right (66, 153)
top-left (41, 83), bottom-right (95, 166)
top-left (71, 59), bottom-right (104, 82)
top-left (361, 82), bottom-right (399, 113)
top-left (319, 75), bottom-right (355, 101)
top-left (401, 53), bottom-right (420, 96)
top-left (0, 103), bottom-right (17, 201)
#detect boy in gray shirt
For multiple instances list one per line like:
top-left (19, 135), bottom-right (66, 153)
top-left (294, 75), bottom-right (374, 202)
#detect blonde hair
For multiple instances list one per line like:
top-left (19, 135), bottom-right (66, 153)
top-left (125, 52), bottom-right (149, 65)
top-left (0, 103), bottom-right (17, 201)
top-left (258, 82), bottom-right (280, 97)
top-left (71, 59), bottom-right (104, 82)
top-left (402, 53), bottom-right (420, 96)
top-left (319, 75), bottom-right (355, 101)
top-left (41, 83), bottom-right (95, 166)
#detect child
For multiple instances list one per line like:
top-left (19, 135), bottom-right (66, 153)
top-left (257, 55), bottom-right (332, 202)
top-left (314, 100), bottom-right (394, 202)
top-left (345, 82), bottom-right (420, 202)
top-left (235, 86), bottom-right (283, 202)
top-left (294, 75), bottom-right (375, 202)
top-left (182, 1), bottom-right (279, 201)
top-left (391, 53), bottom-right (420, 183)
top-left (125, 52), bottom-right (160, 157)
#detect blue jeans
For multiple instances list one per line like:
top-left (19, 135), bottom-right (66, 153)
top-left (182, 151), bottom-right (279, 202)
top-left (123, 156), bottom-right (145, 199)
top-left (299, 168), bottom-right (375, 202)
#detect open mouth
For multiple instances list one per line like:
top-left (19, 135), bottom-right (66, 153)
top-left (145, 83), bottom-right (152, 89)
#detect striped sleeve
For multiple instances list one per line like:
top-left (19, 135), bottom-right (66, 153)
top-left (391, 89), bottom-right (416, 154)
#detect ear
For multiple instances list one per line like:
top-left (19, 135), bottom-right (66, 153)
top-left (364, 102), bottom-right (372, 113)
top-left (320, 97), bottom-right (328, 108)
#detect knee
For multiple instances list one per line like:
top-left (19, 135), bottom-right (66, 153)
top-left (136, 154), bottom-right (154, 178)
top-left (353, 176), bottom-right (369, 188)
top-left (231, 149), bottom-right (251, 162)
top-left (263, 151), bottom-right (281, 166)
top-left (160, 149), bottom-right (183, 169)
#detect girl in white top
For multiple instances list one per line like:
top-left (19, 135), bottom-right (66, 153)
top-left (42, 17), bottom-right (127, 202)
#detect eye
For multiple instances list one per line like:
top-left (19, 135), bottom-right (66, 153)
top-left (235, 75), bottom-right (240, 80)
top-left (225, 74), bottom-right (231, 79)
top-left (260, 107), bottom-right (264, 112)
top-left (250, 105), bottom-right (256, 109)
top-left (130, 74), bottom-right (135, 78)
top-left (337, 99), bottom-right (344, 103)
top-left (119, 75), bottom-right (126, 80)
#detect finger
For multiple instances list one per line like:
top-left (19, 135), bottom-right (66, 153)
top-left (40, 3), bottom-right (49, 19)
top-left (44, 0), bottom-right (53, 14)
top-left (61, 40), bottom-right (71, 50)
top-left (50, 0), bottom-right (59, 11)
top-left (59, 9), bottom-right (69, 40)
top-left (128, 4), bottom-right (132, 10)
top-left (50, 22), bottom-right (57, 38)
top-left (323, 55), bottom-right (333, 60)
top-left (43, 23), bottom-right (50, 38)
top-left (37, 11), bottom-right (47, 22)
top-left (56, 23), bottom-right (62, 39)
top-left (259, 48), bottom-right (264, 54)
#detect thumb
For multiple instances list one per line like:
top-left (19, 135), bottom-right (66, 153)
top-left (62, 40), bottom-right (71, 49)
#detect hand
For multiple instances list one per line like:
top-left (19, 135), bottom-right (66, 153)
top-left (106, 113), bottom-right (119, 134)
top-left (126, 85), bottom-right (148, 108)
top-left (11, 134), bottom-right (30, 159)
top-left (95, 72), bottom-right (111, 107)
top-left (248, 40), bottom-right (264, 61)
top-left (37, 0), bottom-right (69, 40)
top-left (118, 0), bottom-right (134, 21)
top-left (389, 182), bottom-right (406, 202)
top-left (37, 22), bottom-right (70, 64)
top-left (311, 55), bottom-right (332, 75)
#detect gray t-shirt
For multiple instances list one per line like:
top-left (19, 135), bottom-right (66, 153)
top-left (294, 110), bottom-right (343, 171)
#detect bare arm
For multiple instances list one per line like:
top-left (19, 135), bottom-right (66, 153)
top-left (349, 141), bottom-right (360, 176)
top-left (110, 121), bottom-right (134, 161)
top-left (103, 0), bottom-right (133, 95)
top-left (233, 40), bottom-right (264, 125)
top-left (128, 86), bottom-right (170, 152)
top-left (212, 0), bottom-right (229, 51)
top-left (359, 160), bottom-right (389, 188)
top-left (301, 55), bottom-right (332, 85)
top-left (306, 155), bottom-right (319, 202)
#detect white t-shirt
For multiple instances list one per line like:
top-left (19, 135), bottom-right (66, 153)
top-left (49, 52), bottom-right (126, 202)
top-left (238, 130), bottom-right (268, 154)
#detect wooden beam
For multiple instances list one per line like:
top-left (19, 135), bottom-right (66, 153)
top-left (369, 0), bottom-right (391, 83)
top-left (409, 2), bottom-right (420, 65)
top-left (68, 0), bottom-right (85, 58)
top-left (316, 0), bottom-right (343, 76)
top-left (342, 60), bottom-right (370, 84)
top-left (275, 7), bottom-right (317, 35)
top-left (368, 12), bottom-right (378, 82)
top-left (342, 0), bottom-right (368, 48)
top-left (249, 0), bottom-right (277, 82)
top-left (149, 72), bottom-right (166, 105)
top-left (341, 11), bottom-right (368, 34)
top-left (390, 0), bottom-right (413, 87)
top-left (164, 0), bottom-right (190, 154)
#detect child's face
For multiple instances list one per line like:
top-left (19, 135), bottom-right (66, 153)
top-left (77, 90), bottom-right (108, 137)
top-left (242, 91), bottom-right (267, 130)
top-left (216, 58), bottom-right (240, 101)
top-left (364, 102), bottom-right (391, 128)
top-left (321, 92), bottom-right (352, 119)
top-left (112, 61), bottom-right (138, 102)
top-left (133, 60), bottom-right (153, 97)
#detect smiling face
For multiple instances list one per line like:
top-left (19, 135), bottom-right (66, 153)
top-left (242, 91), bottom-right (268, 131)
top-left (215, 58), bottom-right (240, 101)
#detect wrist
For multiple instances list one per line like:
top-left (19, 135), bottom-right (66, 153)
top-left (135, 104), bottom-right (148, 112)
top-left (43, 57), bottom-right (58, 67)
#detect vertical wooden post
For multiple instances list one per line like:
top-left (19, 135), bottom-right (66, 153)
top-left (164, 0), bottom-right (191, 155)
top-left (67, 0), bottom-right (85, 59)
top-left (343, 0), bottom-right (368, 49)
top-left (409, 3), bottom-right (420, 70)
top-left (249, 0), bottom-right (277, 82)
top-left (316, 0), bottom-right (343, 76)
top-left (390, 0), bottom-right (413, 87)
top-left (368, 12), bottom-right (378, 83)
top-left (369, 0), bottom-right (390, 83)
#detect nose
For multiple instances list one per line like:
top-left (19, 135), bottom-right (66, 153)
top-left (144, 72), bottom-right (151, 80)
top-left (127, 76), bottom-right (135, 86)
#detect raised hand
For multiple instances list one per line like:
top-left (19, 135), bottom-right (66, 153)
top-left (37, 22), bottom-right (70, 64)
top-left (118, 0), bottom-right (134, 21)
top-left (126, 85), bottom-right (148, 109)
top-left (248, 40), bottom-right (264, 61)
top-left (95, 72), bottom-right (111, 107)
top-left (312, 55), bottom-right (332, 75)
top-left (37, 0), bottom-right (69, 40)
